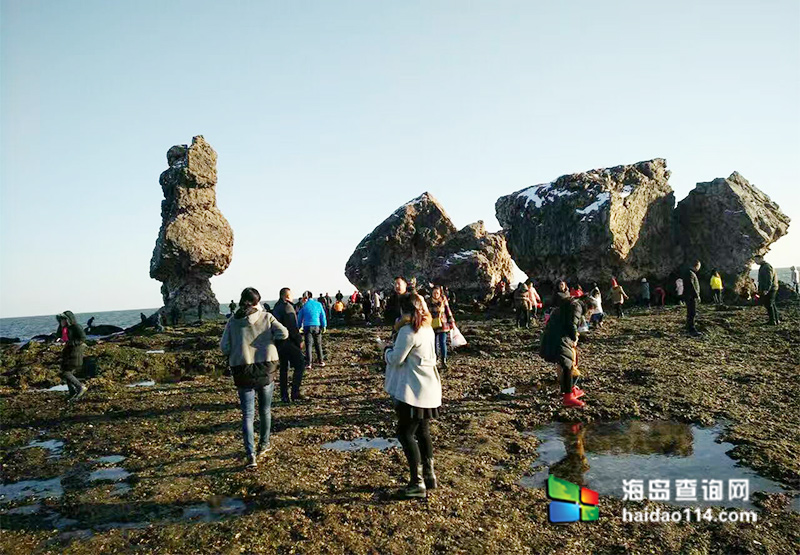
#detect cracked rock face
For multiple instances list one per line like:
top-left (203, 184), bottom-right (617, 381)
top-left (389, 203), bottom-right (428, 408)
top-left (150, 136), bottom-right (233, 322)
top-left (675, 172), bottom-right (790, 294)
top-left (344, 193), bottom-right (513, 301)
top-left (495, 159), bottom-right (677, 285)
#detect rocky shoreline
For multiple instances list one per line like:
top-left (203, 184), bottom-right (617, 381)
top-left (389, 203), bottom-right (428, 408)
top-left (1, 303), bottom-right (798, 553)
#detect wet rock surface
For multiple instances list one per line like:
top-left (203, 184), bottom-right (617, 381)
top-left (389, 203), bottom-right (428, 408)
top-left (0, 303), bottom-right (798, 553)
top-left (345, 193), bottom-right (513, 301)
top-left (150, 135), bottom-right (233, 324)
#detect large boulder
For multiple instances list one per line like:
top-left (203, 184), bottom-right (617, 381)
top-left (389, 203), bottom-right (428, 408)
top-left (674, 172), bottom-right (790, 295)
top-left (345, 193), bottom-right (513, 301)
top-left (150, 136), bottom-right (233, 323)
top-left (495, 159), bottom-right (677, 285)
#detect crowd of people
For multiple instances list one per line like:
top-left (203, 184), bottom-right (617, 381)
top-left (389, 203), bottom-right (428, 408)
top-left (51, 257), bottom-right (792, 497)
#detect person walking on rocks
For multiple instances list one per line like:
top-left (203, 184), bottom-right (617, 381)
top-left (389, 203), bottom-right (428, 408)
top-left (539, 281), bottom-right (586, 408)
top-left (428, 286), bottom-right (455, 368)
top-left (685, 260), bottom-right (702, 336)
top-left (639, 278), bottom-right (650, 307)
top-left (380, 293), bottom-right (441, 498)
top-left (791, 266), bottom-right (799, 294)
top-left (610, 278), bottom-right (629, 318)
top-left (514, 283), bottom-right (532, 328)
top-left (710, 270), bottom-right (724, 305)
top-left (297, 291), bottom-right (327, 368)
top-left (675, 277), bottom-right (684, 305)
top-left (527, 281), bottom-right (542, 319)
top-left (756, 256), bottom-right (780, 325)
top-left (56, 311), bottom-right (88, 402)
top-left (273, 288), bottom-right (307, 402)
top-left (229, 300), bottom-right (237, 315)
top-left (220, 287), bottom-right (288, 468)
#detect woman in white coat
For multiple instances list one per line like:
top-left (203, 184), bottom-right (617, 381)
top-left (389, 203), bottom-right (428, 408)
top-left (382, 293), bottom-right (442, 498)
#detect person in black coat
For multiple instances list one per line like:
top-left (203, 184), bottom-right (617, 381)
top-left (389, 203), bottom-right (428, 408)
top-left (684, 260), bottom-right (702, 336)
top-left (56, 311), bottom-right (88, 401)
top-left (755, 256), bottom-right (780, 325)
top-left (273, 288), bottom-right (307, 402)
top-left (384, 277), bottom-right (408, 326)
top-left (540, 282), bottom-right (586, 408)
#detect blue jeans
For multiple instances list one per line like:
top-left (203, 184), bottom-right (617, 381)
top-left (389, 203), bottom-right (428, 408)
top-left (435, 331), bottom-right (448, 362)
top-left (237, 383), bottom-right (274, 457)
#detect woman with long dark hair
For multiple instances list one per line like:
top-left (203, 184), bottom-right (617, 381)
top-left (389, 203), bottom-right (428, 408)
top-left (382, 293), bottom-right (442, 498)
top-left (221, 287), bottom-right (288, 468)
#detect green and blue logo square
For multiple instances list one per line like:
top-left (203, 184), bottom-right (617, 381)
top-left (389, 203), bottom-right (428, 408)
top-left (547, 475), bottom-right (599, 523)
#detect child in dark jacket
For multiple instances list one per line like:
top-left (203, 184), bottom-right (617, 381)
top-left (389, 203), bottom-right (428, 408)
top-left (539, 284), bottom-right (586, 408)
top-left (56, 311), bottom-right (88, 401)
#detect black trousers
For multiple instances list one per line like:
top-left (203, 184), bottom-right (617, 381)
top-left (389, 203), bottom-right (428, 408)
top-left (395, 404), bottom-right (433, 470)
top-left (686, 298), bottom-right (698, 332)
top-left (304, 327), bottom-right (324, 365)
top-left (764, 290), bottom-right (779, 324)
top-left (278, 341), bottom-right (305, 401)
top-left (614, 303), bottom-right (624, 317)
top-left (713, 290), bottom-right (723, 304)
top-left (516, 307), bottom-right (530, 327)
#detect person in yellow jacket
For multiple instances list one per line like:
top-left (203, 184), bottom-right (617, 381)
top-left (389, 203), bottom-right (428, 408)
top-left (710, 270), bottom-right (723, 305)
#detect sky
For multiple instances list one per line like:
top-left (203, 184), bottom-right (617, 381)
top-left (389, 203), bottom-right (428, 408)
top-left (1, 0), bottom-right (798, 318)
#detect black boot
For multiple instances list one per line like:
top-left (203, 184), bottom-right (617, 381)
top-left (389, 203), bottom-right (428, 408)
top-left (403, 463), bottom-right (426, 498)
top-left (423, 458), bottom-right (438, 490)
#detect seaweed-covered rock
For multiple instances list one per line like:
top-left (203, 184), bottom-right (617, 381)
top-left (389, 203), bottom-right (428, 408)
top-left (674, 172), bottom-right (790, 295)
top-left (495, 159), bottom-right (676, 284)
top-left (345, 193), bottom-right (513, 301)
top-left (150, 136), bottom-right (233, 323)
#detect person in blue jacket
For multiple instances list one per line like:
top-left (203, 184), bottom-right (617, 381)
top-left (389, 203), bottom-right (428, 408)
top-left (297, 291), bottom-right (327, 369)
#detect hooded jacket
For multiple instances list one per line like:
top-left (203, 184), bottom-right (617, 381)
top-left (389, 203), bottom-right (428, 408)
top-left (540, 293), bottom-right (583, 369)
top-left (58, 311), bottom-right (86, 372)
top-left (220, 305), bottom-right (289, 388)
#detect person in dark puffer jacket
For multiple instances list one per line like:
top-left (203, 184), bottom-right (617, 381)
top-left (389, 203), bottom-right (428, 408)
top-left (539, 281), bottom-right (586, 408)
top-left (221, 287), bottom-right (288, 469)
top-left (56, 310), bottom-right (88, 402)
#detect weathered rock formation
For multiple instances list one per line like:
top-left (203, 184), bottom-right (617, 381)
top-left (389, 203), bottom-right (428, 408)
top-left (150, 136), bottom-right (233, 323)
top-left (495, 159), bottom-right (677, 285)
top-left (495, 160), bottom-right (790, 296)
top-left (674, 172), bottom-right (790, 294)
top-left (345, 193), bottom-right (513, 301)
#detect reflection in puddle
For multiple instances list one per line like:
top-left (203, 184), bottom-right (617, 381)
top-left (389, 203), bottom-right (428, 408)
top-left (45, 384), bottom-right (69, 392)
top-left (0, 478), bottom-right (64, 503)
top-left (522, 421), bottom-right (795, 510)
top-left (3, 503), bottom-right (42, 515)
top-left (95, 455), bottom-right (126, 464)
top-left (89, 468), bottom-right (131, 482)
top-left (126, 380), bottom-right (156, 388)
top-left (182, 497), bottom-right (247, 522)
top-left (322, 437), bottom-right (400, 451)
top-left (23, 439), bottom-right (65, 459)
top-left (111, 483), bottom-right (131, 496)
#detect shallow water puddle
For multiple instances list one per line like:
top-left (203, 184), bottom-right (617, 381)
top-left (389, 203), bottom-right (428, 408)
top-left (88, 468), bottom-right (131, 482)
top-left (322, 437), bottom-right (400, 451)
top-left (44, 384), bottom-right (69, 392)
top-left (126, 380), bottom-right (156, 388)
top-left (500, 387), bottom-right (516, 395)
top-left (94, 455), bottom-right (126, 464)
top-left (23, 439), bottom-right (64, 459)
top-left (181, 497), bottom-right (247, 522)
top-left (521, 421), bottom-right (796, 511)
top-left (0, 478), bottom-right (64, 503)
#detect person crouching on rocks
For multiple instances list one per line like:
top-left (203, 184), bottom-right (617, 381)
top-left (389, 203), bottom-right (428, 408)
top-left (56, 311), bottom-right (88, 402)
top-left (220, 287), bottom-right (288, 469)
top-left (380, 293), bottom-right (441, 498)
top-left (539, 281), bottom-right (586, 408)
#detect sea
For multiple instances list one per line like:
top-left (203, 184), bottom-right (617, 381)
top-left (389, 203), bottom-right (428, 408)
top-left (1, 303), bottom-right (271, 342)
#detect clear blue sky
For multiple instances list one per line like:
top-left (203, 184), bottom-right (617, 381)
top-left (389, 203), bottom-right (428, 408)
top-left (2, 0), bottom-right (798, 317)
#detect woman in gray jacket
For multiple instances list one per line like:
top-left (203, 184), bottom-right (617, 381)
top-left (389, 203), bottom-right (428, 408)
top-left (221, 287), bottom-right (288, 469)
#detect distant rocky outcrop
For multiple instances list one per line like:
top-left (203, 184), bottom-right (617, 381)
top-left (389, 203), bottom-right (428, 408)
top-left (495, 160), bottom-right (790, 296)
top-left (674, 172), bottom-right (790, 294)
top-left (495, 159), bottom-right (677, 285)
top-left (150, 136), bottom-right (233, 323)
top-left (345, 193), bottom-right (513, 301)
